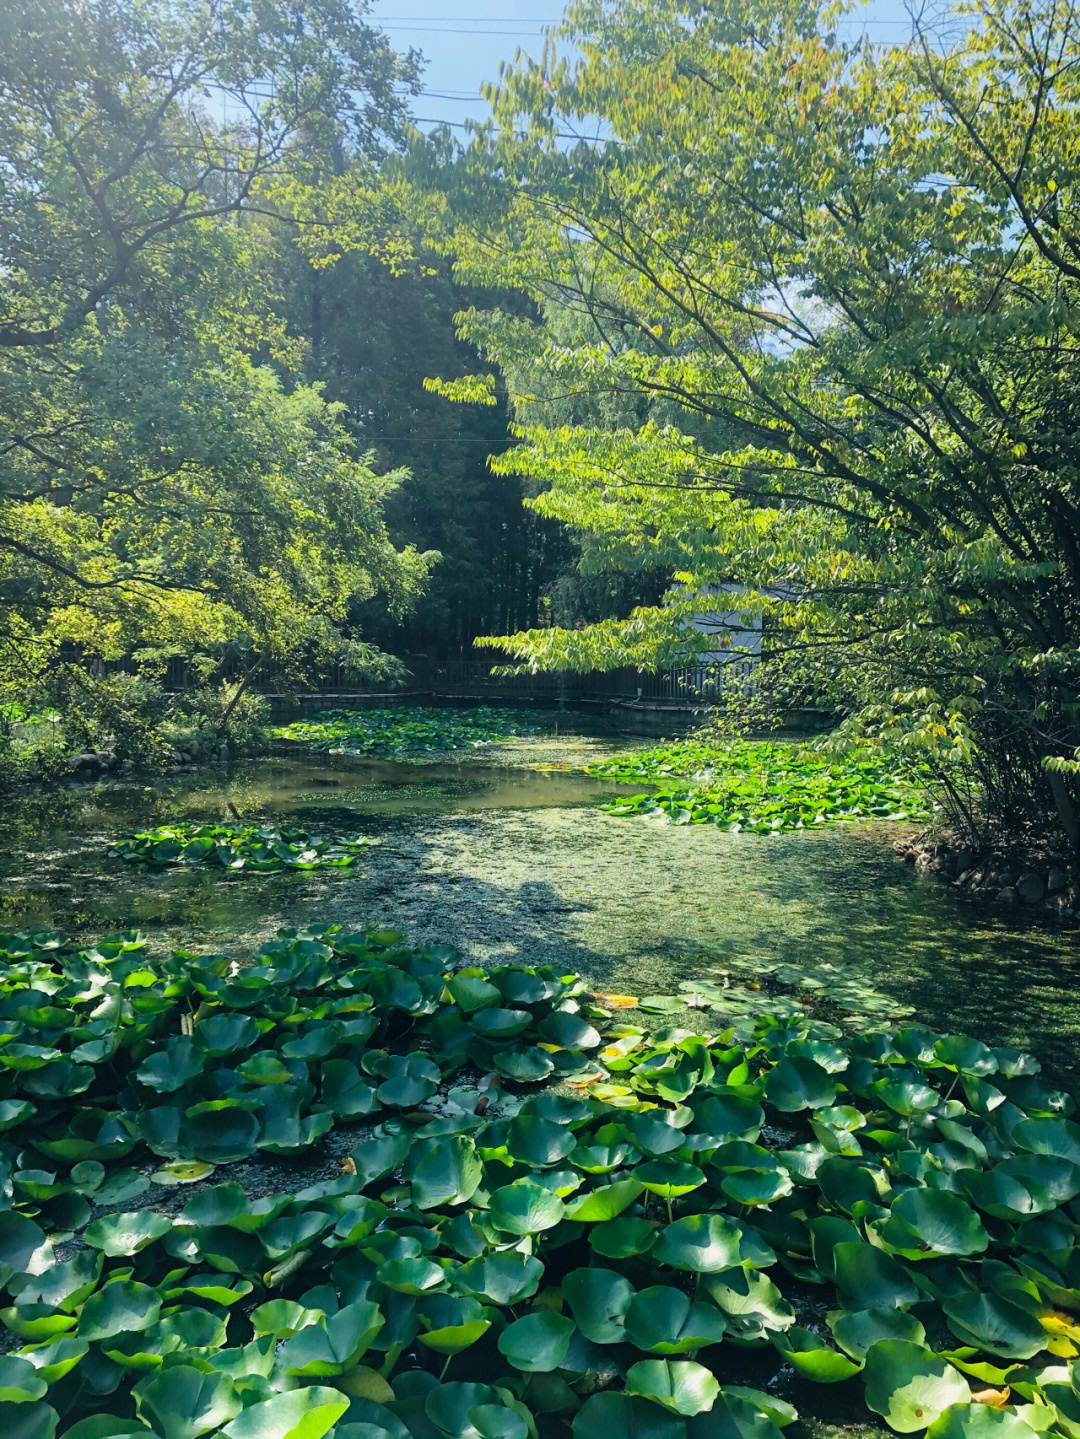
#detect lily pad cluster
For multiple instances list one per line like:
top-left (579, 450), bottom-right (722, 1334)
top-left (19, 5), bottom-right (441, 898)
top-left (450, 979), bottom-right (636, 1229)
top-left (109, 824), bottom-right (372, 872)
top-left (271, 707), bottom-right (539, 759)
top-left (0, 927), bottom-right (1079, 1439)
top-left (586, 739), bottom-right (930, 832)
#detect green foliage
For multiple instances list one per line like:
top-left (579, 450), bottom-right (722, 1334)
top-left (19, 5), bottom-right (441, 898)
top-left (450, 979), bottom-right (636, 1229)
top-left (263, 235), bottom-right (567, 658)
top-left (0, 0), bottom-right (428, 763)
top-left (588, 738), bottom-right (930, 832)
top-left (272, 706), bottom-right (539, 757)
top-left (109, 824), bottom-right (372, 873)
top-left (0, 926), bottom-right (1078, 1438)
top-left (417, 0), bottom-right (1080, 851)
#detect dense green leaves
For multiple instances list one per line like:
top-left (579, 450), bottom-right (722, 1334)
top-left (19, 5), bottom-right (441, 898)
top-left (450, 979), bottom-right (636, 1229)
top-left (0, 0), bottom-right (425, 761)
top-left (434, 0), bottom-right (1080, 844)
top-left (272, 707), bottom-right (537, 758)
top-left (0, 922), bottom-right (1074, 1439)
top-left (111, 824), bottom-right (370, 873)
top-left (590, 741), bottom-right (929, 834)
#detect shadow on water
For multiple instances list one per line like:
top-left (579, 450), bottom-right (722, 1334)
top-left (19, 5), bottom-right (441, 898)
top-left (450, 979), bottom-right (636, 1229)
top-left (1, 729), bottom-right (1078, 1078)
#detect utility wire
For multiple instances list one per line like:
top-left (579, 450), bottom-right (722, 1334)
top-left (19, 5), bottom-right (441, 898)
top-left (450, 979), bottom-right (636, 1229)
top-left (373, 10), bottom-right (925, 21)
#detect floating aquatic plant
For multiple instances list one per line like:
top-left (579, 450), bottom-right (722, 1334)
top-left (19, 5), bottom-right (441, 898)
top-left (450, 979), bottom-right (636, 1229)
top-left (109, 823), bottom-right (371, 871)
top-left (0, 926), bottom-right (1075, 1439)
top-left (588, 738), bottom-right (931, 831)
top-left (272, 706), bottom-right (539, 758)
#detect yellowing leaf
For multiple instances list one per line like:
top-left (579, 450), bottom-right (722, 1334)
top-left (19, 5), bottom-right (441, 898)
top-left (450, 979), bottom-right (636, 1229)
top-left (971, 1388), bottom-right (1011, 1408)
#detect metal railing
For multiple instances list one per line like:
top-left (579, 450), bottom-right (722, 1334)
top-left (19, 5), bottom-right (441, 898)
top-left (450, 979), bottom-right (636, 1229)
top-left (251, 653), bottom-right (756, 709)
top-left (89, 648), bottom-right (756, 711)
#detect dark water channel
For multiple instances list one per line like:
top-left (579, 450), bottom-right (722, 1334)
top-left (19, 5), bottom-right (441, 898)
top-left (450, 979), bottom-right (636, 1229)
top-left (1, 718), bottom-right (1078, 1075)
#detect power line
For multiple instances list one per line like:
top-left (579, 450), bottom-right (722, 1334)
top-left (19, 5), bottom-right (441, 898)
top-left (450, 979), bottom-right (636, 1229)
top-left (374, 10), bottom-right (927, 21)
top-left (375, 12), bottom-right (558, 18)
top-left (378, 23), bottom-right (548, 33)
top-left (374, 13), bottom-right (943, 28)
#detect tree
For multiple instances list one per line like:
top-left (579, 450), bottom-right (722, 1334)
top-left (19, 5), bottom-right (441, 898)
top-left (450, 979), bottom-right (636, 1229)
top-left (421, 0), bottom-right (1080, 851)
top-left (265, 235), bottom-right (564, 655)
top-left (0, 0), bottom-right (427, 755)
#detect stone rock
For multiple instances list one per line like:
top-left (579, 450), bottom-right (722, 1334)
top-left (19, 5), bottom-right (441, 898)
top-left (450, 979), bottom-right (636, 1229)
top-left (997, 885), bottom-right (1019, 905)
top-left (915, 852), bottom-right (934, 874)
top-left (1047, 867), bottom-right (1068, 895)
top-left (69, 752), bottom-right (99, 772)
top-left (121, 758), bottom-right (134, 772)
top-left (955, 869), bottom-right (973, 886)
top-left (1048, 893), bottom-right (1074, 919)
top-left (1017, 870), bottom-right (1046, 903)
top-left (953, 848), bottom-right (977, 875)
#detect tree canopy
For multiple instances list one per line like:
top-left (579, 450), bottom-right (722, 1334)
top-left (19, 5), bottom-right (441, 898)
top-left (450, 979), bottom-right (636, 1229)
top-left (418, 0), bottom-right (1080, 847)
top-left (0, 0), bottom-right (428, 751)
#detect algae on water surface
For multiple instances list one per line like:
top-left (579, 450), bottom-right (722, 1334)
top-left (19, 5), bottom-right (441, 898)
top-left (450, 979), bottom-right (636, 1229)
top-left (0, 726), bottom-right (1077, 1075)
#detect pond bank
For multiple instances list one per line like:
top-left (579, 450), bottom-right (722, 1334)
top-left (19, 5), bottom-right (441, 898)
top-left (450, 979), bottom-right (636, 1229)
top-left (894, 832), bottom-right (1079, 920)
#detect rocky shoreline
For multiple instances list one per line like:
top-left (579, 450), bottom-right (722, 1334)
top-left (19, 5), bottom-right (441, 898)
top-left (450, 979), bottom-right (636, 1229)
top-left (895, 833), bottom-right (1079, 918)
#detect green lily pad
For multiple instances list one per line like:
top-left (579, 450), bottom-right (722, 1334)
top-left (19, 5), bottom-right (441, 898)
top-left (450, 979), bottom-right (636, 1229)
top-left (572, 1392), bottom-right (687, 1439)
top-left (625, 1286), bottom-right (729, 1354)
top-left (497, 1312), bottom-right (575, 1372)
top-left (829, 1307), bottom-right (928, 1360)
top-left (942, 1293), bottom-right (1049, 1360)
top-left (882, 1190), bottom-right (990, 1260)
top-left (489, 1180), bottom-right (566, 1235)
top-left (925, 1406), bottom-right (1041, 1439)
top-left (408, 1136), bottom-right (484, 1210)
top-left (863, 1341), bottom-right (970, 1432)
top-left (132, 1366), bottom-right (242, 1439)
top-left (771, 1326), bottom-right (863, 1381)
top-left (764, 1057), bottom-right (838, 1112)
top-left (625, 1359), bottom-right (720, 1416)
top-left (221, 1386), bottom-right (350, 1439)
top-left (563, 1267), bottom-right (635, 1344)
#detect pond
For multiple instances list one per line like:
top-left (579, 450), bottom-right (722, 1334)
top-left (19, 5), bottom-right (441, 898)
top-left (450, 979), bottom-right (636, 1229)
top-left (1, 712), bottom-right (1077, 1076)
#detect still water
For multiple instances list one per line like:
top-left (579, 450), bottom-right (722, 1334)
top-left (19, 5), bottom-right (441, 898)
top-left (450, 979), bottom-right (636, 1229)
top-left (1, 720), bottom-right (1077, 1075)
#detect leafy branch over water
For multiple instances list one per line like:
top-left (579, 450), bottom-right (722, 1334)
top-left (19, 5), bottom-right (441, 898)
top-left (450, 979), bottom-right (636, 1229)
top-left (587, 740), bottom-right (931, 832)
top-left (0, 926), bottom-right (1076, 1439)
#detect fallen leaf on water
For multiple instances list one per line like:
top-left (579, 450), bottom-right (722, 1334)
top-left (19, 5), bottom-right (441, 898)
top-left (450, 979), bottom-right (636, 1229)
top-left (971, 1389), bottom-right (1010, 1408)
top-left (595, 993), bottom-right (639, 1008)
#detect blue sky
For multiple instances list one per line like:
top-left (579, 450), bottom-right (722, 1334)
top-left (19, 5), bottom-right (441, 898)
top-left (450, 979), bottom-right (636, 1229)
top-left (369, 0), bottom-right (930, 134)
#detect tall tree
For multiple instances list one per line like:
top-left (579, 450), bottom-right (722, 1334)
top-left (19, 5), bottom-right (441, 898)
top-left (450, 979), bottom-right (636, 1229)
top-left (266, 237), bottom-right (563, 655)
top-left (0, 0), bottom-right (426, 751)
top-left (421, 0), bottom-right (1080, 850)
